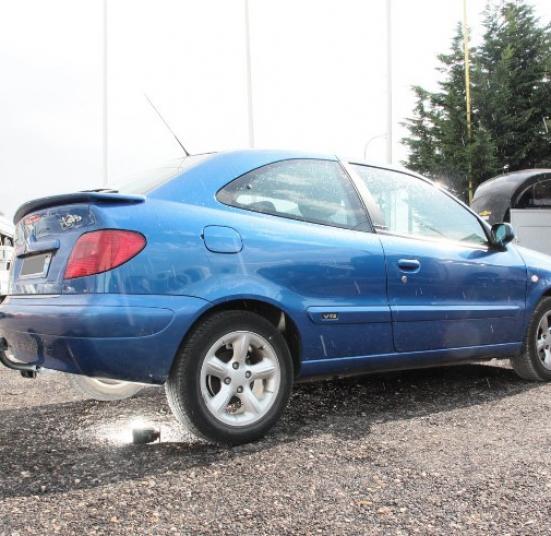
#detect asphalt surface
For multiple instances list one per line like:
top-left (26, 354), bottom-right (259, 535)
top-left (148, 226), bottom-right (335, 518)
top-left (1, 361), bottom-right (551, 535)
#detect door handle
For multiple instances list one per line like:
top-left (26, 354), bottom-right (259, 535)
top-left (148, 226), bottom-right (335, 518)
top-left (397, 259), bottom-right (421, 272)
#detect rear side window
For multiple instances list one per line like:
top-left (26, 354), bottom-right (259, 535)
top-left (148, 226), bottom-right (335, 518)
top-left (217, 159), bottom-right (366, 229)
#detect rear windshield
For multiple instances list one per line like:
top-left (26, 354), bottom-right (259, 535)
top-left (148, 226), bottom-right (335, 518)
top-left (116, 155), bottom-right (209, 195)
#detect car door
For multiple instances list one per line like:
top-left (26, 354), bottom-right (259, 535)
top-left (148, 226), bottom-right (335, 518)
top-left (349, 164), bottom-right (527, 353)
top-left (214, 157), bottom-right (393, 361)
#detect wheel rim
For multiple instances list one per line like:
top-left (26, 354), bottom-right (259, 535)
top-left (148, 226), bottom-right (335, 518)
top-left (537, 312), bottom-right (551, 369)
top-left (200, 331), bottom-right (281, 427)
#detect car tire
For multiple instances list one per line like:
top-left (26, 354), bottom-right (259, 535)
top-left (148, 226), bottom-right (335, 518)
top-left (165, 310), bottom-right (294, 445)
top-left (69, 374), bottom-right (145, 401)
top-left (512, 297), bottom-right (551, 381)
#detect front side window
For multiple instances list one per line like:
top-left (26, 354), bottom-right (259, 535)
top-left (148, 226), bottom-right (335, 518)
top-left (351, 165), bottom-right (488, 246)
top-left (217, 159), bottom-right (366, 229)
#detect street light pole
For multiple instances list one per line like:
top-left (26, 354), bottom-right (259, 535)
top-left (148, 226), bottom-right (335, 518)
top-left (386, 0), bottom-right (393, 165)
top-left (463, 0), bottom-right (473, 202)
top-left (102, 0), bottom-right (108, 186)
top-left (244, 0), bottom-right (255, 148)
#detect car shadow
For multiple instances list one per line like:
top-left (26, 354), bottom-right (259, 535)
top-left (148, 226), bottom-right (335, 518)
top-left (0, 363), bottom-right (539, 500)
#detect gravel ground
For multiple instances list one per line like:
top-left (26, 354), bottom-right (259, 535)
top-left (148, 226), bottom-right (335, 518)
top-left (1, 361), bottom-right (551, 535)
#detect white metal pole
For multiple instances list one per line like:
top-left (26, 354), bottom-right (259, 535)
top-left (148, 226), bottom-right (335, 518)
top-left (102, 0), bottom-right (108, 186)
top-left (386, 0), bottom-right (393, 164)
top-left (463, 0), bottom-right (473, 202)
top-left (244, 0), bottom-right (255, 148)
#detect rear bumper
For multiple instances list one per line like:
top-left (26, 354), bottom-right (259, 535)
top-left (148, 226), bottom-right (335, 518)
top-left (0, 294), bottom-right (210, 383)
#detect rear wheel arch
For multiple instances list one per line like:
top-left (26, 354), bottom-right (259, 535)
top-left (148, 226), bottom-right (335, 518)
top-left (173, 298), bottom-right (302, 378)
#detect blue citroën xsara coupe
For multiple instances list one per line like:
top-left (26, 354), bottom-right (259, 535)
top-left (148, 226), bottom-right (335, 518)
top-left (1, 150), bottom-right (550, 445)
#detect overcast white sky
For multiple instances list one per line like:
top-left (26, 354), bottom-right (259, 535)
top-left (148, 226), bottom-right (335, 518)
top-left (1, 0), bottom-right (550, 220)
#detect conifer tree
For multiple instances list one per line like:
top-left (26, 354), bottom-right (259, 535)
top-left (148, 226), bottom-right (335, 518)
top-left (402, 1), bottom-right (551, 200)
top-left (477, 1), bottom-right (551, 169)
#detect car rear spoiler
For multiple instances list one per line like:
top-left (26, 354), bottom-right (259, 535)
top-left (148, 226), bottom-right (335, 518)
top-left (13, 192), bottom-right (145, 224)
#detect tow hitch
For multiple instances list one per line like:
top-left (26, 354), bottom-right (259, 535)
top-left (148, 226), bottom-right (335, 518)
top-left (0, 337), bottom-right (41, 378)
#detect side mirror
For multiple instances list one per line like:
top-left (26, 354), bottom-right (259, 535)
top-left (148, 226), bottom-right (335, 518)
top-left (491, 222), bottom-right (515, 248)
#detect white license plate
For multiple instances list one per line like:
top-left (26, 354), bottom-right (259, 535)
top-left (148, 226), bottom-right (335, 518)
top-left (20, 253), bottom-right (51, 278)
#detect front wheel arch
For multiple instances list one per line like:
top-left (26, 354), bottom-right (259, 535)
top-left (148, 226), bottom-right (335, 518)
top-left (512, 295), bottom-right (551, 381)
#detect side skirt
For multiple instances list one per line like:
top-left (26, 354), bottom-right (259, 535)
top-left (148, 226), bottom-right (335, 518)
top-left (298, 342), bottom-right (521, 380)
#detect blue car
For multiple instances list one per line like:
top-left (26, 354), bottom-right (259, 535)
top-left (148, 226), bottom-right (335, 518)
top-left (1, 149), bottom-right (551, 445)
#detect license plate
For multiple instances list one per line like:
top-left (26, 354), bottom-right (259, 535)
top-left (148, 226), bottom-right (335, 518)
top-left (20, 253), bottom-right (51, 278)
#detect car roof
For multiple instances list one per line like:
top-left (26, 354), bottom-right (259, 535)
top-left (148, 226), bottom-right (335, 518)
top-left (150, 148), bottom-right (438, 208)
top-left (346, 158), bottom-right (423, 177)
top-left (198, 148), bottom-right (338, 169)
top-left (186, 150), bottom-right (421, 178)
top-left (150, 149), bottom-right (339, 204)
top-left (177, 149), bottom-right (425, 188)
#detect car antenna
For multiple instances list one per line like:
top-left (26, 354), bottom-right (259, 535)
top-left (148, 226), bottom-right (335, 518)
top-left (144, 94), bottom-right (190, 157)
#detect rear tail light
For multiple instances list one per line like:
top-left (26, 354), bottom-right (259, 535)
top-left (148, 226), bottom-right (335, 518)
top-left (64, 230), bottom-right (146, 279)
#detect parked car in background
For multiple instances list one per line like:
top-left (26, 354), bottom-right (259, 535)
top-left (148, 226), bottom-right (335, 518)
top-left (472, 169), bottom-right (551, 255)
top-left (2, 150), bottom-right (551, 445)
top-left (0, 213), bottom-right (14, 298)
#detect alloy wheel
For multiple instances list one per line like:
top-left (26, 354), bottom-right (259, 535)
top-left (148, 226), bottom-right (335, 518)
top-left (199, 331), bottom-right (281, 427)
top-left (537, 312), bottom-right (551, 369)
